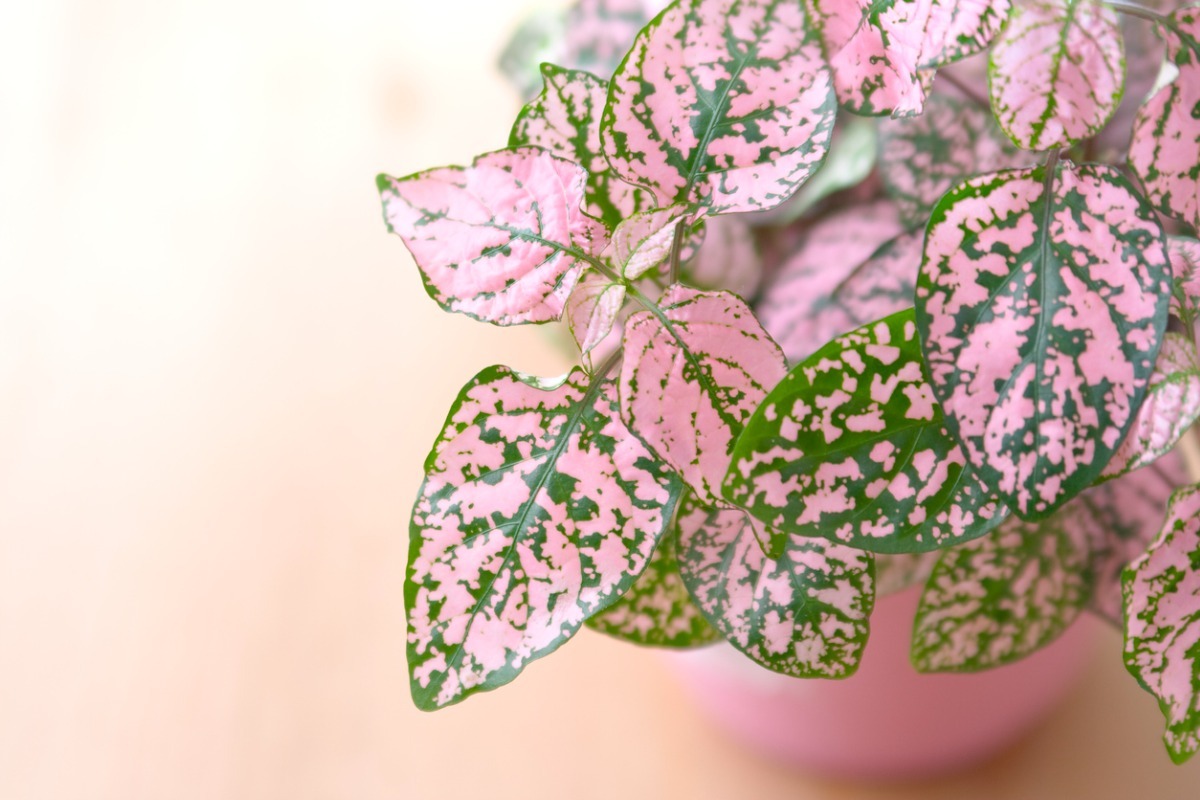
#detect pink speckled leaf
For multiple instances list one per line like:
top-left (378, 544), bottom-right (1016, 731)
top-left (566, 271), bottom-right (627, 371)
top-left (681, 216), bottom-right (763, 299)
top-left (378, 148), bottom-right (606, 326)
top-left (620, 285), bottom-right (788, 507)
top-left (510, 64), bottom-right (653, 228)
top-left (912, 500), bottom-right (1099, 672)
top-left (757, 201), bottom-right (907, 362)
top-left (988, 0), bottom-right (1124, 150)
top-left (1123, 483), bottom-right (1200, 763)
top-left (1128, 10), bottom-right (1200, 232)
top-left (916, 162), bottom-right (1171, 519)
top-left (1171, 237), bottom-right (1200, 333)
top-left (603, 204), bottom-right (691, 279)
top-left (676, 494), bottom-right (875, 677)
top-left (587, 498), bottom-right (722, 647)
top-left (1101, 334), bottom-right (1200, 481)
top-left (562, 0), bottom-right (669, 79)
top-left (921, 0), bottom-right (1012, 66)
top-left (1087, 454), bottom-right (1186, 622)
top-left (810, 0), bottom-right (935, 117)
top-left (407, 366), bottom-right (682, 709)
top-left (878, 90), bottom-right (1036, 227)
top-left (602, 0), bottom-right (837, 215)
top-left (726, 310), bottom-right (1008, 554)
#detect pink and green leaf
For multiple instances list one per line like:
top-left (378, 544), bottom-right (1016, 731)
top-left (1088, 454), bottom-right (1187, 622)
top-left (756, 200), bottom-right (906, 362)
top-left (1123, 483), bottom-right (1200, 763)
top-left (912, 502), bottom-right (1099, 672)
top-left (1128, 13), bottom-right (1200, 232)
top-left (378, 148), bottom-right (606, 326)
top-left (676, 494), bottom-right (875, 677)
top-left (921, 0), bottom-right (1012, 67)
top-left (587, 498), bottom-right (722, 647)
top-left (407, 366), bottom-right (682, 709)
top-left (988, 0), bottom-right (1125, 150)
top-left (1100, 334), bottom-right (1200, 482)
top-left (620, 285), bottom-right (788, 506)
top-left (603, 204), bottom-right (691, 279)
top-left (602, 0), bottom-right (837, 215)
top-left (878, 90), bottom-right (1036, 227)
top-left (1171, 237), bottom-right (1200, 333)
top-left (566, 270), bottom-right (627, 371)
top-left (916, 162), bottom-right (1171, 519)
top-left (510, 64), bottom-right (653, 228)
top-left (726, 310), bottom-right (1007, 554)
top-left (809, 0), bottom-right (935, 118)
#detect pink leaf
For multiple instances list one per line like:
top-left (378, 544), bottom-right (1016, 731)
top-left (756, 201), bottom-right (907, 361)
top-left (921, 0), bottom-right (1012, 66)
top-left (1123, 482), bottom-right (1200, 763)
top-left (988, 0), bottom-right (1124, 150)
top-left (562, 0), bottom-right (670, 79)
top-left (1171, 236), bottom-right (1200, 334)
top-left (603, 204), bottom-right (690, 279)
top-left (378, 148), bottom-right (606, 325)
top-left (602, 0), bottom-right (836, 214)
top-left (407, 366), bottom-right (681, 709)
top-left (1128, 11), bottom-right (1200, 230)
top-left (917, 162), bottom-right (1170, 518)
top-left (620, 285), bottom-right (787, 505)
top-left (566, 271), bottom-right (627, 371)
top-left (811, 0), bottom-right (936, 117)
top-left (682, 216), bottom-right (763, 299)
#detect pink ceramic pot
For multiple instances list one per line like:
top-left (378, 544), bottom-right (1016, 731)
top-left (666, 586), bottom-right (1098, 780)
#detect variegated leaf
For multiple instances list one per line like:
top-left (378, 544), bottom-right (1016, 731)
top-left (921, 0), bottom-right (1012, 66)
top-left (620, 285), bottom-right (788, 506)
top-left (566, 270), bottom-right (627, 371)
top-left (912, 501), bottom-right (1099, 672)
top-left (378, 148), bottom-right (606, 326)
top-left (498, 9), bottom-right (568, 100)
top-left (407, 367), bottom-right (682, 709)
top-left (604, 204), bottom-right (691, 279)
top-left (1088, 454), bottom-right (1187, 622)
top-left (681, 216), bottom-right (763, 299)
top-left (808, 0), bottom-right (934, 118)
top-left (916, 162), bottom-right (1171, 519)
top-left (1123, 483), bottom-right (1200, 763)
top-left (726, 310), bottom-right (1007, 554)
top-left (1172, 236), bottom-right (1200, 332)
top-left (509, 64), bottom-right (652, 228)
top-left (587, 502), bottom-right (722, 647)
top-left (878, 90), bottom-right (1036, 227)
top-left (766, 116), bottom-right (879, 223)
top-left (602, 0), bottom-right (837, 215)
top-left (676, 494), bottom-right (875, 677)
top-left (1101, 334), bottom-right (1200, 481)
top-left (1129, 8), bottom-right (1200, 231)
top-left (757, 201), bottom-right (906, 362)
top-left (988, 0), bottom-right (1124, 150)
top-left (562, 0), bottom-right (668, 80)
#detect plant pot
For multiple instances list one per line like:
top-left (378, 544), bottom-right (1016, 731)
top-left (665, 585), bottom-right (1098, 780)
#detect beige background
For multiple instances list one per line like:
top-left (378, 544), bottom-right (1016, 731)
top-left (2, 1), bottom-right (1199, 797)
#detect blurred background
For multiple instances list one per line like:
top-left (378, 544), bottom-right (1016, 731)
top-left (2, 1), bottom-right (1199, 798)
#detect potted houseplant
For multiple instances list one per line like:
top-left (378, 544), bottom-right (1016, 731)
top-left (378, 0), bottom-right (1200, 776)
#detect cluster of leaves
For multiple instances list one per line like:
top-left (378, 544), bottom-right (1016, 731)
top-left (380, 0), bottom-right (1200, 764)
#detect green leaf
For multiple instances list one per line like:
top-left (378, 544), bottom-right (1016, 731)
top-left (725, 310), bottom-right (1007, 554)
top-left (676, 493), bottom-right (875, 677)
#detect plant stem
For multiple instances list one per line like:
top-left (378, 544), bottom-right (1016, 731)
top-left (668, 220), bottom-right (687, 285)
top-left (1103, 0), bottom-right (1168, 25)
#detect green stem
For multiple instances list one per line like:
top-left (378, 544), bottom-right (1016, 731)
top-left (1103, 0), bottom-right (1168, 25)
top-left (668, 220), bottom-right (686, 285)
